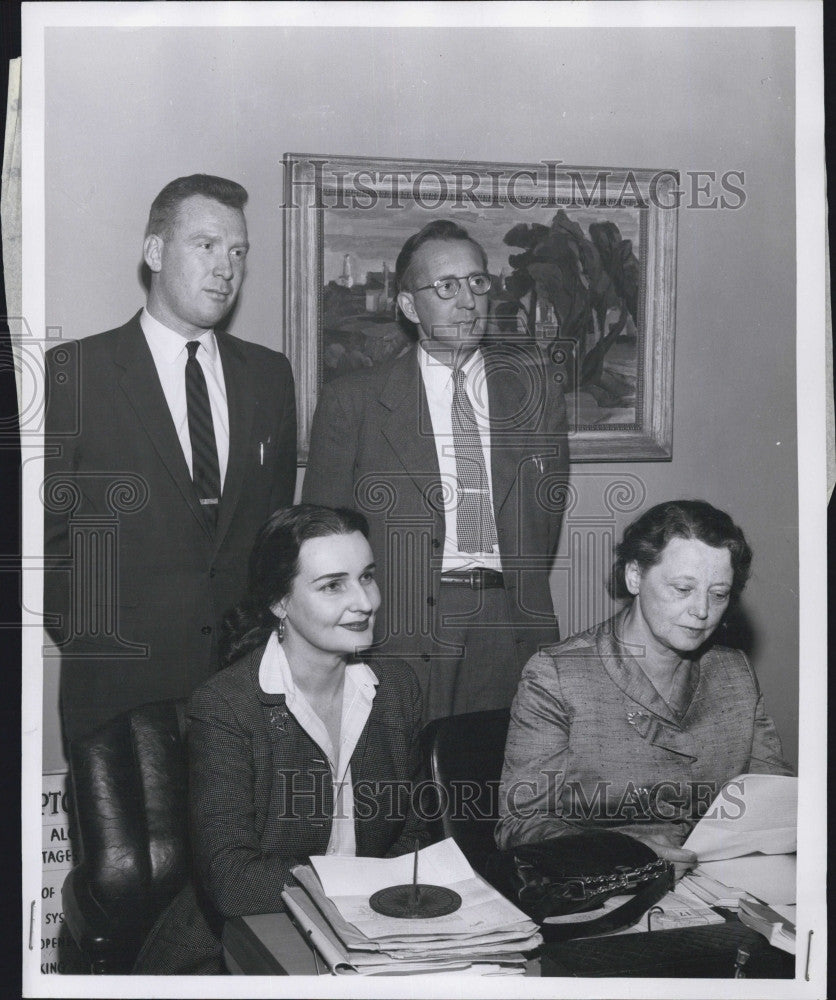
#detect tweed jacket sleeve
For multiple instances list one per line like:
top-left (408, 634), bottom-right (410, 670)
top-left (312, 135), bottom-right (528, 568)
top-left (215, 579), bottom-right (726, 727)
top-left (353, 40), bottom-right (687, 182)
top-left (374, 662), bottom-right (432, 858)
top-left (495, 649), bottom-right (576, 850)
top-left (188, 678), bottom-right (299, 917)
top-left (302, 375), bottom-right (362, 509)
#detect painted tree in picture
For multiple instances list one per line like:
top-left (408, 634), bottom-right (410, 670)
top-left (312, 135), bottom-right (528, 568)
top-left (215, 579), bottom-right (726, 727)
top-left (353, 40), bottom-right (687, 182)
top-left (495, 209), bottom-right (640, 412)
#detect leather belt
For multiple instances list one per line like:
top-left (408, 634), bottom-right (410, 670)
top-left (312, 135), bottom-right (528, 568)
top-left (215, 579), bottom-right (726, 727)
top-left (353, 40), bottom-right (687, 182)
top-left (440, 569), bottom-right (504, 589)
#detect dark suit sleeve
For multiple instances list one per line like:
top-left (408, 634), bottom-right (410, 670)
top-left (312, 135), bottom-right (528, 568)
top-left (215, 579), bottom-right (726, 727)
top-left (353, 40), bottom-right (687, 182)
top-left (43, 341), bottom-right (80, 646)
top-left (268, 353), bottom-right (297, 511)
top-left (301, 379), bottom-right (360, 508)
top-left (188, 684), bottom-right (295, 917)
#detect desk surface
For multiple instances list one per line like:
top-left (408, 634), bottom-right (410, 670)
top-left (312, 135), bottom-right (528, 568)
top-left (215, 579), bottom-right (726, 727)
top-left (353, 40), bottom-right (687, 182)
top-left (224, 911), bottom-right (793, 979)
top-left (541, 919), bottom-right (794, 978)
top-left (223, 913), bottom-right (323, 975)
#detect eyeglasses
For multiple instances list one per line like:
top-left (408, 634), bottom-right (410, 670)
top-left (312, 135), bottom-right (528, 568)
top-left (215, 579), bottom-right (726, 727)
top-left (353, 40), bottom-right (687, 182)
top-left (411, 272), bottom-right (492, 300)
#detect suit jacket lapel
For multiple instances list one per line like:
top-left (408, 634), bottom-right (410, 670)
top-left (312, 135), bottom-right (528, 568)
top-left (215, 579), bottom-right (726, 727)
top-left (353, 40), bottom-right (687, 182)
top-left (596, 608), bottom-right (697, 729)
top-left (214, 333), bottom-right (256, 550)
top-left (485, 350), bottom-right (529, 515)
top-left (113, 315), bottom-right (212, 538)
top-left (379, 349), bottom-right (441, 499)
top-left (594, 615), bottom-right (700, 762)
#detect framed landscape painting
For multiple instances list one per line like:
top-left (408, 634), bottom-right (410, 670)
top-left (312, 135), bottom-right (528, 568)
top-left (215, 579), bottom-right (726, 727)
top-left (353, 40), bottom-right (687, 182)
top-left (284, 153), bottom-right (678, 462)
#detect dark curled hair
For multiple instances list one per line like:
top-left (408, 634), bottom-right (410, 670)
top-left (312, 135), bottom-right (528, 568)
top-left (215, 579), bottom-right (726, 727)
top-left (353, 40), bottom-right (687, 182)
top-left (395, 218), bottom-right (488, 293)
top-left (610, 499), bottom-right (753, 603)
top-left (220, 504), bottom-right (371, 666)
top-left (145, 174), bottom-right (248, 239)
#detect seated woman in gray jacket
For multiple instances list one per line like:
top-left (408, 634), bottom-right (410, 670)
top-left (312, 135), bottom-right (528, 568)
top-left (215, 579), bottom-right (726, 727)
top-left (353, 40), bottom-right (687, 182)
top-left (135, 505), bottom-right (428, 973)
top-left (496, 499), bottom-right (792, 877)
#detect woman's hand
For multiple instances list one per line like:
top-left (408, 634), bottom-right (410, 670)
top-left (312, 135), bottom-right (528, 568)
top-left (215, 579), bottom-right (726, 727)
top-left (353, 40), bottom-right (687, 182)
top-left (625, 831), bottom-right (698, 880)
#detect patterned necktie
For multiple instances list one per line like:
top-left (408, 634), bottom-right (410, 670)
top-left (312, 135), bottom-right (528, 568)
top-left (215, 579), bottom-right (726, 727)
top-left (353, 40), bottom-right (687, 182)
top-left (451, 367), bottom-right (498, 553)
top-left (185, 340), bottom-right (220, 529)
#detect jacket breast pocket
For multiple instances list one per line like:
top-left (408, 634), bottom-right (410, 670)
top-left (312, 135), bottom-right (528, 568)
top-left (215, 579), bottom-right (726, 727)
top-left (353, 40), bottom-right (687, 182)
top-left (517, 452), bottom-right (569, 518)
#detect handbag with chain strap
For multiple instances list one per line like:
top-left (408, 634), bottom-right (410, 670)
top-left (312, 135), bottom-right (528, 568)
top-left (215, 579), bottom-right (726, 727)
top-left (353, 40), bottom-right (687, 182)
top-left (485, 830), bottom-right (674, 942)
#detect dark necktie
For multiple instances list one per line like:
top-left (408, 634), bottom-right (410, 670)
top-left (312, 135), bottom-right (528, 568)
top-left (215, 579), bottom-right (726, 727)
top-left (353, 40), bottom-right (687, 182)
top-left (451, 367), bottom-right (498, 553)
top-left (185, 340), bottom-right (220, 529)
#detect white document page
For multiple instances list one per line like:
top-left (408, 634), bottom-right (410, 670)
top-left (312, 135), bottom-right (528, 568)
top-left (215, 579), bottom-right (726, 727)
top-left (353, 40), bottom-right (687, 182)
top-left (683, 773), bottom-right (797, 861)
top-left (310, 837), bottom-right (474, 895)
top-left (695, 853), bottom-right (797, 905)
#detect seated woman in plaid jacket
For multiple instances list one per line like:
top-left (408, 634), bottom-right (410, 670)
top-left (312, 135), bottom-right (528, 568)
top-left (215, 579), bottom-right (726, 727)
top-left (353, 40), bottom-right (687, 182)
top-left (135, 504), bottom-right (429, 973)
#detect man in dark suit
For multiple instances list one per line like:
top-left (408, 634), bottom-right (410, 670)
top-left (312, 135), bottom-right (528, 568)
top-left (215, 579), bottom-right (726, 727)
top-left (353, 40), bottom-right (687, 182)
top-left (303, 219), bottom-right (568, 722)
top-left (44, 174), bottom-right (297, 743)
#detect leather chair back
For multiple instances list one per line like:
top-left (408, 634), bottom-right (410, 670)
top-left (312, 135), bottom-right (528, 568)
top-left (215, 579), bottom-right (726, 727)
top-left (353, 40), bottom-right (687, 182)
top-left (63, 699), bottom-right (189, 971)
top-left (420, 708), bottom-right (510, 874)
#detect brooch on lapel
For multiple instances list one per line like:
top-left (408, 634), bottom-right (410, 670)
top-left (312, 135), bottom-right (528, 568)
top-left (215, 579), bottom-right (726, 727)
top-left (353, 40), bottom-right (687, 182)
top-left (626, 709), bottom-right (653, 738)
top-left (626, 708), bottom-right (696, 761)
top-left (268, 705), bottom-right (290, 733)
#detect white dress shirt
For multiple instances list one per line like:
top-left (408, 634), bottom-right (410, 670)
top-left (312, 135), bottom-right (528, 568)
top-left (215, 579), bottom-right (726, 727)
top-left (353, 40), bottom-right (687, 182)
top-left (140, 308), bottom-right (230, 489)
top-left (417, 345), bottom-right (502, 572)
top-left (258, 633), bottom-right (379, 856)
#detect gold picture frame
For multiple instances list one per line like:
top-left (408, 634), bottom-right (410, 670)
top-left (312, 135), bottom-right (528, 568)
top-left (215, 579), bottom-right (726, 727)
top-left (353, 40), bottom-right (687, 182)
top-left (284, 153), bottom-right (678, 462)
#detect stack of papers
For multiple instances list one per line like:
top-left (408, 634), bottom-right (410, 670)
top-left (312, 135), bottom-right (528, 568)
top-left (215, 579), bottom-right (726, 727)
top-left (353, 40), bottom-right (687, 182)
top-left (681, 773), bottom-right (797, 907)
top-left (679, 774), bottom-right (798, 954)
top-left (619, 885), bottom-right (725, 933)
top-left (680, 870), bottom-right (751, 908)
top-left (688, 854), bottom-right (797, 906)
top-left (738, 899), bottom-right (796, 954)
top-left (282, 838), bottom-right (542, 976)
top-left (543, 884), bottom-right (723, 934)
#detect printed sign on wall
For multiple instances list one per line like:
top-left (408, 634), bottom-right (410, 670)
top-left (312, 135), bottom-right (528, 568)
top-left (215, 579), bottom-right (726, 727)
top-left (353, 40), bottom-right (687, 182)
top-left (41, 772), bottom-right (86, 974)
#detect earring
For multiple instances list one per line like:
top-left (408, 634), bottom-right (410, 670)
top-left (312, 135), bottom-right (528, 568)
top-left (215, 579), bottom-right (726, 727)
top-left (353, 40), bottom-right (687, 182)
top-left (276, 617), bottom-right (286, 643)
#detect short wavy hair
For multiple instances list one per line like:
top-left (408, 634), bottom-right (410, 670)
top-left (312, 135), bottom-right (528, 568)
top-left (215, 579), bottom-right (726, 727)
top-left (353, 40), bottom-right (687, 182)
top-left (221, 504), bottom-right (370, 666)
top-left (395, 219), bottom-right (488, 293)
top-left (145, 174), bottom-right (248, 239)
top-left (610, 499), bottom-right (752, 603)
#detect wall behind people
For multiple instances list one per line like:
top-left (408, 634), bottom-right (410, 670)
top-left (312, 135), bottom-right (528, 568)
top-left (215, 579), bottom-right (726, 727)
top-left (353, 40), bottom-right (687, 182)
top-left (42, 26), bottom-right (798, 771)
